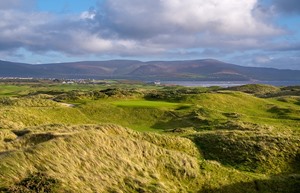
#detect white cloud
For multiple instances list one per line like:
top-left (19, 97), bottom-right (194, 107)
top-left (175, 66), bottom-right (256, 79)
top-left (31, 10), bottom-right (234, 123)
top-left (0, 0), bottom-right (282, 54)
top-left (103, 0), bottom-right (281, 37)
top-left (1, 0), bottom-right (299, 70)
top-left (80, 11), bottom-right (96, 20)
top-left (73, 32), bottom-right (113, 52)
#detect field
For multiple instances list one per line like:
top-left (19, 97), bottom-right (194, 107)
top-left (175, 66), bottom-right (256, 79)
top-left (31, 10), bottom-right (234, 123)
top-left (0, 81), bottom-right (299, 192)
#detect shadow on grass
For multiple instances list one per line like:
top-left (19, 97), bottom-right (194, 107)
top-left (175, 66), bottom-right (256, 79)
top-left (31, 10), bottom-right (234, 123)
top-left (151, 111), bottom-right (212, 130)
top-left (267, 105), bottom-right (300, 120)
top-left (0, 172), bottom-right (62, 193)
top-left (267, 106), bottom-right (292, 116)
top-left (190, 132), bottom-right (300, 174)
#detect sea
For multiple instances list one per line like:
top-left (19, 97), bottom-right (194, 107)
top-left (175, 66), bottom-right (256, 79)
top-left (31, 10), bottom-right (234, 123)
top-left (160, 81), bottom-right (300, 87)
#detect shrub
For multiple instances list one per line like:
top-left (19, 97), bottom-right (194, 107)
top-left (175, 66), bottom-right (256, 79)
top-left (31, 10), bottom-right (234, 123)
top-left (1, 172), bottom-right (61, 193)
top-left (0, 97), bottom-right (14, 106)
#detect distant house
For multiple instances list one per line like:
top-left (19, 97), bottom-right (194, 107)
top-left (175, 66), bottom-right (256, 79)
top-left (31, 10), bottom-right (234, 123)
top-left (62, 81), bottom-right (74, 84)
top-left (154, 81), bottom-right (161, 85)
top-left (149, 81), bottom-right (161, 85)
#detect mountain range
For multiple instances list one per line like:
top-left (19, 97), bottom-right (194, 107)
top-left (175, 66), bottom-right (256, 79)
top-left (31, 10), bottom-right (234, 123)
top-left (1, 59), bottom-right (300, 81)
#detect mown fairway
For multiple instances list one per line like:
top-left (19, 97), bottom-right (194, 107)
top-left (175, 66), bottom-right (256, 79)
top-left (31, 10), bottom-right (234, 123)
top-left (0, 82), bottom-right (299, 192)
top-left (112, 100), bottom-right (189, 108)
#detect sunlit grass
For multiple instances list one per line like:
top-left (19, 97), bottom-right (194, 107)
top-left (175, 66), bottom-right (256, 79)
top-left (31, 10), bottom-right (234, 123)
top-left (112, 99), bottom-right (191, 109)
top-left (0, 85), bottom-right (30, 96)
top-left (0, 83), bottom-right (299, 192)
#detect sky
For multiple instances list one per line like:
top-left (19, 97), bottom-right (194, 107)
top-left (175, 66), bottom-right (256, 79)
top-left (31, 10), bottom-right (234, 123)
top-left (0, 0), bottom-right (300, 70)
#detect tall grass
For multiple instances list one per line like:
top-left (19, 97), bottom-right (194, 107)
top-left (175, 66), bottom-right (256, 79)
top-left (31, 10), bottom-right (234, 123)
top-left (0, 84), bottom-right (299, 192)
top-left (0, 125), bottom-right (202, 192)
top-left (1, 124), bottom-right (298, 192)
top-left (190, 130), bottom-right (300, 174)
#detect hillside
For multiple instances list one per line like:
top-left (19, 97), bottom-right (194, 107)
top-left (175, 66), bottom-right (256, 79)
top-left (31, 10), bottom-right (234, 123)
top-left (0, 83), bottom-right (299, 192)
top-left (0, 125), bottom-right (202, 192)
top-left (1, 125), bottom-right (299, 193)
top-left (1, 59), bottom-right (300, 81)
top-left (0, 61), bottom-right (40, 77)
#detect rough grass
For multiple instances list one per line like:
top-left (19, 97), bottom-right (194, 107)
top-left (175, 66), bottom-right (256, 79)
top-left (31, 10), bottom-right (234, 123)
top-left (1, 124), bottom-right (299, 192)
top-left (186, 91), bottom-right (300, 131)
top-left (0, 124), bottom-right (202, 192)
top-left (1, 172), bottom-right (61, 192)
top-left (0, 84), bottom-right (300, 192)
top-left (1, 88), bottom-right (300, 132)
top-left (190, 130), bottom-right (300, 174)
top-left (226, 84), bottom-right (280, 96)
top-left (0, 105), bottom-right (94, 130)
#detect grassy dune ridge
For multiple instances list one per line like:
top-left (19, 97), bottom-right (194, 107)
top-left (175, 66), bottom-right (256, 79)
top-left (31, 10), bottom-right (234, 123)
top-left (1, 124), bottom-right (298, 193)
top-left (0, 125), bottom-right (202, 192)
top-left (191, 130), bottom-right (300, 174)
top-left (0, 83), bottom-right (299, 192)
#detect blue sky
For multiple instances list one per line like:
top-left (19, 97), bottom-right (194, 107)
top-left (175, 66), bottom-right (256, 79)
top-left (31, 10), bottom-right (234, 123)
top-left (0, 0), bottom-right (300, 70)
top-left (37, 0), bottom-right (99, 13)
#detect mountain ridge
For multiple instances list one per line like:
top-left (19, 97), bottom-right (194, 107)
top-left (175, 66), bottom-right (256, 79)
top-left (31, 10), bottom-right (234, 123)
top-left (1, 59), bottom-right (300, 81)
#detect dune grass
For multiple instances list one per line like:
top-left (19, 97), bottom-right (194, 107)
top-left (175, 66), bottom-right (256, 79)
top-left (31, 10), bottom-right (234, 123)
top-left (0, 125), bottom-right (202, 192)
top-left (190, 130), bottom-right (300, 174)
top-left (227, 84), bottom-right (281, 96)
top-left (186, 91), bottom-right (300, 131)
top-left (0, 83), bottom-right (299, 192)
top-left (1, 87), bottom-right (300, 132)
top-left (1, 124), bottom-right (299, 193)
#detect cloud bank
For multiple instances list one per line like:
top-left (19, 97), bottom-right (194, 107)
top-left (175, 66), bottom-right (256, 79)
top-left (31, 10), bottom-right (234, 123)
top-left (0, 0), bottom-right (299, 69)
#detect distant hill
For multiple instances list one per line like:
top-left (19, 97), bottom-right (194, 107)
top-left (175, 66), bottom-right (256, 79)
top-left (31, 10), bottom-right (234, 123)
top-left (1, 59), bottom-right (300, 81)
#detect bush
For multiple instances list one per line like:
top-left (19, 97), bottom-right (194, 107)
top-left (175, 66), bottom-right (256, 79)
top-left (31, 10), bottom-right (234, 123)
top-left (1, 172), bottom-right (61, 193)
top-left (0, 97), bottom-right (14, 106)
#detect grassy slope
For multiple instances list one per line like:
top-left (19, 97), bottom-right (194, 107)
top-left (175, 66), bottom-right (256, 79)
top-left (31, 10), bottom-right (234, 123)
top-left (0, 84), bottom-right (300, 192)
top-left (186, 91), bottom-right (300, 131)
top-left (190, 130), bottom-right (300, 174)
top-left (0, 85), bottom-right (31, 97)
top-left (1, 84), bottom-right (299, 132)
top-left (0, 125), bottom-right (205, 192)
top-left (1, 124), bottom-right (299, 193)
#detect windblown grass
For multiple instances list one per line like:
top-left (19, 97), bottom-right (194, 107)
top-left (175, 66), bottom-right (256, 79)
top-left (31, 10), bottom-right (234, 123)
top-left (0, 124), bottom-right (202, 192)
top-left (227, 84), bottom-right (280, 96)
top-left (0, 83), bottom-right (299, 192)
top-left (1, 87), bottom-right (300, 132)
top-left (190, 130), bottom-right (300, 174)
top-left (186, 91), bottom-right (300, 131)
top-left (1, 124), bottom-right (299, 192)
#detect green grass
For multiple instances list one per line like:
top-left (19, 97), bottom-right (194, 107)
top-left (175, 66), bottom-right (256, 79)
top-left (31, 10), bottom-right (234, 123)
top-left (77, 100), bottom-right (167, 131)
top-left (0, 85), bottom-right (31, 97)
top-left (112, 99), bottom-right (191, 109)
top-left (1, 124), bottom-right (299, 193)
top-left (0, 83), bottom-right (299, 192)
top-left (185, 91), bottom-right (300, 131)
top-left (190, 130), bottom-right (300, 174)
top-left (1, 87), bottom-right (299, 132)
top-left (227, 84), bottom-right (280, 96)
